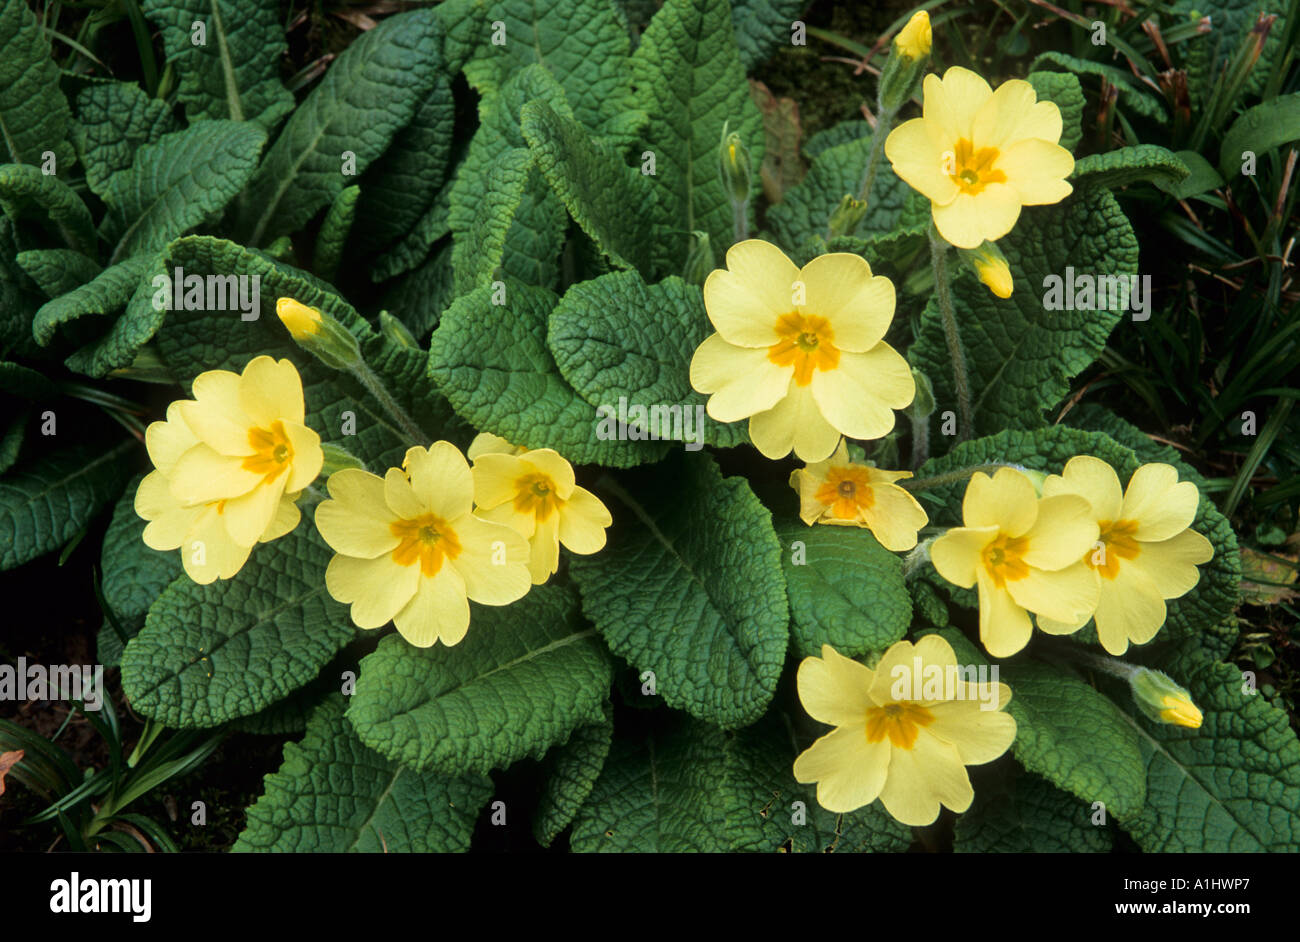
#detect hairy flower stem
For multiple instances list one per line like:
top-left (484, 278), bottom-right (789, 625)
top-left (901, 463), bottom-right (1017, 492)
top-left (732, 198), bottom-right (749, 244)
top-left (1042, 643), bottom-right (1141, 681)
top-left (350, 360), bottom-right (429, 445)
top-left (910, 410), bottom-right (930, 468)
top-left (929, 226), bottom-right (973, 442)
top-left (856, 106), bottom-right (897, 205)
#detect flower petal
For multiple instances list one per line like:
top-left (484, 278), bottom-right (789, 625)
top-left (925, 699), bottom-right (1017, 765)
top-left (181, 504), bottom-right (255, 584)
top-left (526, 513), bottom-right (561, 584)
top-left (995, 138), bottom-right (1074, 204)
top-left (1122, 464), bottom-right (1200, 541)
top-left (930, 525), bottom-right (1000, 588)
top-left (690, 333), bottom-right (791, 422)
top-left (384, 465), bottom-right (426, 519)
top-left (405, 442), bottom-right (473, 520)
top-left (521, 448), bottom-right (576, 499)
top-left (1044, 455), bottom-right (1122, 521)
top-left (977, 573), bottom-right (1033, 657)
top-left (793, 726), bottom-right (889, 814)
top-left (1005, 559), bottom-right (1099, 626)
top-left (702, 240), bottom-right (801, 347)
top-left (168, 444), bottom-right (263, 504)
top-left (885, 117), bottom-right (960, 205)
top-left (326, 552), bottom-right (419, 629)
top-left (798, 645), bottom-right (876, 726)
top-left (221, 474), bottom-right (288, 547)
top-left (392, 565), bottom-right (470, 648)
top-left (558, 486), bottom-right (611, 554)
top-left (1020, 493), bottom-right (1098, 569)
top-left (810, 342), bottom-right (914, 439)
top-left (1127, 529), bottom-right (1214, 600)
top-left (878, 732), bottom-right (973, 825)
top-left (963, 468), bottom-right (1037, 535)
top-left (798, 254), bottom-right (896, 352)
top-left (860, 483), bottom-right (928, 552)
top-left (316, 469), bottom-right (399, 558)
top-left (923, 67), bottom-right (993, 141)
top-left (973, 79), bottom-right (1062, 149)
top-left (179, 370), bottom-right (254, 456)
top-left (260, 497), bottom-right (301, 543)
top-left (238, 356), bottom-right (304, 427)
top-left (450, 513), bottom-right (532, 606)
top-left (144, 402), bottom-right (199, 476)
top-left (931, 183), bottom-right (1022, 249)
top-left (1094, 562), bottom-right (1166, 655)
top-left (747, 383), bottom-right (841, 462)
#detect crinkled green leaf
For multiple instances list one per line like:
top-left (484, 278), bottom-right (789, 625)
top-left (569, 452), bottom-right (788, 728)
top-left (378, 239), bottom-right (453, 340)
top-left (732, 0), bottom-right (808, 71)
top-left (1173, 0), bottom-right (1288, 101)
top-left (15, 249), bottom-right (101, 299)
top-left (0, 411), bottom-right (25, 475)
top-left (1025, 70), bottom-right (1084, 153)
top-left (569, 716), bottom-right (730, 852)
top-left (430, 281), bottom-right (668, 466)
top-left (1029, 52), bottom-right (1167, 122)
top-left (954, 766), bottom-right (1112, 853)
top-left (1071, 144), bottom-right (1190, 192)
top-left (0, 163), bottom-right (96, 256)
top-left (722, 711), bottom-right (914, 852)
top-left (631, 0), bottom-right (764, 274)
top-left (547, 269), bottom-right (747, 449)
top-left (233, 695), bottom-right (492, 852)
top-left (434, 0), bottom-right (489, 76)
top-left (141, 0), bottom-right (293, 127)
top-left (1118, 649), bottom-right (1300, 852)
top-left (1218, 92), bottom-right (1300, 179)
top-left (312, 184), bottom-right (360, 283)
top-left (774, 519), bottom-right (910, 660)
top-left (521, 99), bottom-right (655, 274)
top-left (937, 629), bottom-right (1147, 819)
top-left (121, 523), bottom-right (356, 727)
top-left (1170, 149), bottom-right (1225, 199)
top-left (452, 147), bottom-right (533, 294)
top-left (369, 180), bottom-right (453, 283)
top-left (0, 0), bottom-right (74, 166)
top-left (240, 9), bottom-right (442, 245)
top-left (348, 584), bottom-right (612, 776)
top-left (910, 187), bottom-right (1138, 438)
top-left (32, 257), bottom-right (150, 346)
top-left (102, 120), bottom-right (266, 265)
top-left (74, 82), bottom-right (181, 199)
top-left (0, 441), bottom-right (133, 571)
top-left (533, 707), bottom-right (614, 847)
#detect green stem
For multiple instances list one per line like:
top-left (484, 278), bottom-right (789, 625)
top-left (732, 198), bottom-right (749, 244)
top-left (1043, 642), bottom-right (1141, 681)
top-left (127, 718), bottom-right (165, 769)
top-left (901, 463), bottom-right (1018, 492)
top-left (909, 409), bottom-right (930, 468)
top-left (350, 360), bottom-right (429, 445)
top-left (929, 225), bottom-right (973, 442)
top-left (856, 106), bottom-right (897, 203)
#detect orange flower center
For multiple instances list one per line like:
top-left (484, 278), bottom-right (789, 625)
top-left (1086, 519), bottom-right (1141, 580)
top-left (815, 466), bottom-right (875, 520)
top-left (949, 138), bottom-right (1006, 195)
top-left (767, 312), bottom-right (840, 386)
top-left (512, 472), bottom-right (560, 522)
top-left (389, 513), bottom-right (462, 576)
top-left (865, 702), bottom-right (935, 750)
top-left (982, 532), bottom-right (1030, 588)
top-left (241, 421), bottom-right (294, 483)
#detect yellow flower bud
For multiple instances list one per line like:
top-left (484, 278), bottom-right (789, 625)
top-left (276, 297), bottom-right (323, 340)
top-left (959, 241), bottom-right (1014, 298)
top-left (895, 10), bottom-right (932, 61)
top-left (1158, 694), bottom-right (1204, 729)
top-left (1130, 667), bottom-right (1203, 730)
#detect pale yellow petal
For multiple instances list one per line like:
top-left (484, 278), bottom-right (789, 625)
top-left (477, 501), bottom-right (534, 539)
top-left (798, 645), bottom-right (876, 726)
top-left (137, 471), bottom-right (199, 550)
top-left (449, 513), bottom-right (532, 606)
top-left (860, 483), bottom-right (928, 552)
top-left (1094, 563), bottom-right (1167, 655)
top-left (1004, 559), bottom-right (1099, 625)
top-left (527, 513), bottom-right (561, 584)
top-left (168, 444), bottom-right (263, 504)
top-left (702, 240), bottom-right (801, 347)
top-left (1043, 455), bottom-right (1122, 520)
top-left (931, 184), bottom-right (1022, 249)
top-left (404, 442), bottom-right (473, 520)
top-left (144, 402), bottom-right (199, 477)
top-left (392, 565), bottom-right (470, 648)
top-left (793, 727), bottom-right (889, 814)
top-left (977, 573), bottom-right (1034, 658)
top-left (963, 468), bottom-right (1037, 535)
top-left (923, 67), bottom-right (993, 141)
top-left (925, 699), bottom-right (1017, 765)
top-left (747, 383), bottom-right (841, 462)
top-left (798, 254), bottom-right (896, 352)
top-left (972, 79), bottom-right (1061, 149)
top-left (690, 333), bottom-right (791, 422)
top-left (260, 497), bottom-right (301, 543)
top-left (383, 466), bottom-right (426, 519)
top-left (283, 421), bottom-right (323, 493)
top-left (558, 486), bottom-right (610, 554)
top-left (238, 356), bottom-right (304, 427)
top-left (181, 504), bottom-right (254, 584)
top-left (1128, 529), bottom-right (1213, 600)
top-left (995, 138), bottom-right (1074, 204)
top-left (316, 469), bottom-right (399, 558)
top-left (326, 552), bottom-right (419, 629)
top-left (1020, 493), bottom-right (1098, 569)
top-left (520, 448), bottom-right (576, 499)
top-left (877, 733), bottom-right (973, 825)
top-left (930, 525), bottom-right (1000, 588)
top-left (1122, 464), bottom-right (1201, 542)
top-left (467, 431), bottom-right (522, 460)
top-left (885, 117), bottom-right (960, 205)
top-left (179, 369), bottom-right (254, 456)
top-left (810, 342), bottom-right (914, 441)
top-left (221, 475), bottom-right (288, 547)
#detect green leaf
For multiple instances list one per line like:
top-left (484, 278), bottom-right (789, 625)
top-left (347, 584), bottom-right (612, 776)
top-left (429, 281), bottom-right (668, 466)
top-left (233, 695), bottom-right (492, 852)
top-left (102, 120), bottom-right (266, 265)
top-left (767, 132), bottom-right (913, 249)
top-left (1173, 0), bottom-right (1289, 101)
top-left (74, 82), bottom-right (182, 199)
top-left (448, 66), bottom-right (571, 290)
top-left (1169, 150), bottom-right (1225, 199)
top-left (0, 0), bottom-right (75, 166)
top-left (631, 0), bottom-right (764, 274)
top-left (547, 269), bottom-right (747, 449)
top-left (774, 519), bottom-right (910, 660)
top-left (377, 239), bottom-right (453, 340)
top-left (0, 411), bottom-right (25, 475)
top-left (732, 0), bottom-right (808, 71)
top-left (937, 629), bottom-right (1147, 819)
top-left (0, 163), bottom-right (96, 256)
top-left (240, 9), bottom-right (442, 245)
top-left (0, 441), bottom-right (134, 571)
top-left (369, 180), bottom-right (452, 283)
top-left (452, 147), bottom-right (534, 294)
top-left (910, 187), bottom-right (1138, 437)
top-left (569, 716), bottom-right (730, 852)
top-left (1028, 52), bottom-right (1166, 122)
top-left (521, 99), bottom-right (655, 274)
top-left (462, 0), bottom-right (639, 147)
top-left (351, 77), bottom-right (455, 258)
top-left (1118, 649), bottom-right (1300, 852)
top-left (1218, 92), bottom-right (1300, 179)
top-left (120, 523), bottom-right (357, 727)
top-left (569, 452), bottom-right (788, 728)
top-left (954, 767), bottom-right (1112, 853)
top-left (1025, 71), bottom-right (1085, 153)
top-left (532, 708), bottom-right (614, 847)
top-left (434, 0), bottom-right (489, 76)
top-left (1070, 144), bottom-right (1190, 193)
top-left (722, 711), bottom-right (914, 852)
top-left (312, 184), bottom-right (360, 283)
top-left (32, 257), bottom-right (150, 346)
top-left (15, 249), bottom-right (101, 299)
top-left (97, 474), bottom-right (183, 667)
top-left (140, 0), bottom-right (293, 127)
top-left (0, 360), bottom-right (58, 399)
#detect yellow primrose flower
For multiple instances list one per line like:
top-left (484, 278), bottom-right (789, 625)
top-left (689, 240), bottom-right (914, 463)
top-left (276, 297), bottom-right (322, 340)
top-left (884, 66), bottom-right (1074, 249)
top-left (466, 431), bottom-right (527, 460)
top-left (930, 467), bottom-right (1099, 657)
top-left (895, 9), bottom-right (931, 60)
top-left (788, 439), bottom-right (928, 551)
top-left (793, 637), bottom-right (1015, 825)
top-left (316, 442), bottom-right (532, 648)
top-left (470, 447), bottom-right (612, 585)
top-left (135, 356), bottom-right (322, 585)
top-left (1038, 456), bottom-right (1214, 655)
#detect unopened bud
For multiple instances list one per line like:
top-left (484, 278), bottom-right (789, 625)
top-left (378, 310), bottom-right (417, 348)
top-left (878, 10), bottom-right (932, 113)
top-left (275, 297), bottom-right (361, 371)
top-left (959, 241), bottom-right (1014, 298)
top-left (719, 131), bottom-right (752, 204)
top-left (683, 231), bottom-right (715, 285)
top-left (1130, 667), bottom-right (1203, 729)
top-left (828, 194), bottom-right (869, 239)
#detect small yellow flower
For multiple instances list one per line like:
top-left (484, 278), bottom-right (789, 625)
top-left (1038, 457), bottom-right (1214, 654)
top-left (789, 439), bottom-right (928, 551)
top-left (135, 356), bottom-right (322, 584)
top-left (793, 637), bottom-right (1016, 825)
top-left (276, 298), bottom-right (322, 340)
top-left (689, 240), bottom-right (914, 463)
top-left (470, 447), bottom-right (612, 585)
top-left (961, 241), bottom-right (1014, 298)
top-left (930, 467), bottom-right (1099, 657)
top-left (885, 66), bottom-right (1074, 249)
top-left (895, 10), bottom-right (931, 60)
top-left (316, 442), bottom-right (532, 647)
